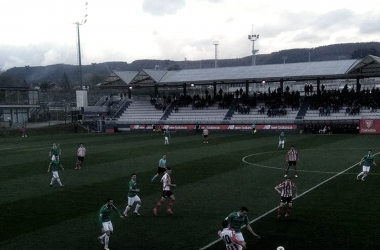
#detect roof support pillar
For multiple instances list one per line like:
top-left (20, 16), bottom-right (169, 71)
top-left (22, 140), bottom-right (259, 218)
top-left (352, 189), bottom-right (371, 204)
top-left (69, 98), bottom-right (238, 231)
top-left (154, 85), bottom-right (158, 98)
top-left (183, 83), bottom-right (187, 97)
top-left (128, 87), bottom-right (132, 99)
top-left (317, 78), bottom-right (321, 96)
top-left (356, 76), bottom-right (361, 92)
top-left (245, 80), bottom-right (249, 96)
top-left (213, 82), bottom-right (217, 97)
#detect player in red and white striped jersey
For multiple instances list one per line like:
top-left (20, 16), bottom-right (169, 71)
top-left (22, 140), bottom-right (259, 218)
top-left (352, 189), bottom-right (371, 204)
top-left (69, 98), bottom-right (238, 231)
top-left (284, 145), bottom-right (299, 177)
top-left (202, 128), bottom-right (209, 143)
top-left (218, 220), bottom-right (246, 250)
top-left (152, 167), bottom-right (176, 215)
top-left (275, 177), bottom-right (297, 219)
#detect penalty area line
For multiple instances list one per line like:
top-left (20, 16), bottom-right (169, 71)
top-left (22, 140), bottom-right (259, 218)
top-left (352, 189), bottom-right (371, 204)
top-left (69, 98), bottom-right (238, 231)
top-left (198, 152), bottom-right (379, 250)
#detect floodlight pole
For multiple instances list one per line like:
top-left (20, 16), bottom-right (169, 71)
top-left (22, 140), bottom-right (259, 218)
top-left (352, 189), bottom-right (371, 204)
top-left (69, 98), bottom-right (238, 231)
top-left (248, 34), bottom-right (259, 66)
top-left (308, 48), bottom-right (314, 62)
top-left (248, 25), bottom-right (259, 66)
top-left (75, 22), bottom-right (84, 90)
top-left (308, 41), bottom-right (313, 62)
top-left (213, 41), bottom-right (219, 68)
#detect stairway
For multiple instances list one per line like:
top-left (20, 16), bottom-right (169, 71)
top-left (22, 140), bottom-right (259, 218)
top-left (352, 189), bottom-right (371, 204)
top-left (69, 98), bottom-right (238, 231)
top-left (296, 96), bottom-right (311, 119)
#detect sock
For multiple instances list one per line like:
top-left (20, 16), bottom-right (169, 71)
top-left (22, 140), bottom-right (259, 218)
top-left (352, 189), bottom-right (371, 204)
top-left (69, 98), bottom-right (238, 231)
top-left (50, 178), bottom-right (55, 185)
top-left (104, 235), bottom-right (109, 248)
top-left (124, 206), bottom-right (130, 214)
top-left (135, 204), bottom-right (141, 213)
top-left (285, 167), bottom-right (289, 175)
top-left (286, 206), bottom-right (292, 216)
top-left (362, 172), bottom-right (368, 178)
top-left (151, 175), bottom-right (157, 182)
top-left (277, 206), bottom-right (283, 217)
top-left (99, 233), bottom-right (106, 240)
top-left (168, 199), bottom-right (175, 209)
top-left (57, 178), bottom-right (63, 186)
top-left (155, 200), bottom-right (164, 209)
top-left (294, 168), bottom-right (297, 175)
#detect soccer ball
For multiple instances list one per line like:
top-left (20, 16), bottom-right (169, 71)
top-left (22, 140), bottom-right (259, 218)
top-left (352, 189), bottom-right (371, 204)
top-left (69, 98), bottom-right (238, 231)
top-left (276, 246), bottom-right (285, 250)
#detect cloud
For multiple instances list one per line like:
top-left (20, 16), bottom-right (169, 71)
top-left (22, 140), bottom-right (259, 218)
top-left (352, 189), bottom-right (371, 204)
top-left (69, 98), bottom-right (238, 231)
top-left (142, 0), bottom-right (186, 16)
top-left (313, 9), bottom-right (355, 30)
top-left (42, 50), bottom-right (63, 66)
top-left (199, 0), bottom-right (224, 3)
top-left (359, 13), bottom-right (380, 34)
top-left (1, 56), bottom-right (26, 71)
top-left (0, 44), bottom-right (77, 71)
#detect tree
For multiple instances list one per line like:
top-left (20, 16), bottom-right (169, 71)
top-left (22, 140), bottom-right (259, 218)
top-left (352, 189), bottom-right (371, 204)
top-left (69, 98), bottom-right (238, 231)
top-left (61, 72), bottom-right (72, 91)
top-left (39, 81), bottom-right (51, 91)
top-left (351, 48), bottom-right (380, 59)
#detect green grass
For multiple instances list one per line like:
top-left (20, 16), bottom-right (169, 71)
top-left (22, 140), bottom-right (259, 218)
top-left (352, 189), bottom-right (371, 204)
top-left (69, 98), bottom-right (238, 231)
top-left (1, 128), bottom-right (380, 250)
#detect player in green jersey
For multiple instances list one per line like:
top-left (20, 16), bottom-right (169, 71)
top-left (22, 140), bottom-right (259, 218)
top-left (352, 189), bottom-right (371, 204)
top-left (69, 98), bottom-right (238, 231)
top-left (252, 123), bottom-right (256, 134)
top-left (225, 206), bottom-right (260, 247)
top-left (123, 173), bottom-right (141, 217)
top-left (49, 142), bottom-right (61, 161)
top-left (97, 198), bottom-right (124, 250)
top-left (357, 149), bottom-right (377, 181)
top-left (47, 157), bottom-right (65, 187)
top-left (163, 129), bottom-right (171, 145)
top-left (278, 132), bottom-right (286, 149)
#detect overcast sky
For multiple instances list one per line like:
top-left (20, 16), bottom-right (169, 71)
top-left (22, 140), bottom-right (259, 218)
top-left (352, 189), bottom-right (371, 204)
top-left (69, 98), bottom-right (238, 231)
top-left (1, 0), bottom-right (380, 71)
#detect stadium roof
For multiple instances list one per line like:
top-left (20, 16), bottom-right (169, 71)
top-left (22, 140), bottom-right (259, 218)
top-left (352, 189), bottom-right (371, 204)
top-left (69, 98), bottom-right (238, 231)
top-left (99, 55), bottom-right (380, 89)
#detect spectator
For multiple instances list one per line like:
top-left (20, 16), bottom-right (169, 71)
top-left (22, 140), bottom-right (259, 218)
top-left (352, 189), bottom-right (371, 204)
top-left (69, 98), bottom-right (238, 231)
top-left (21, 126), bottom-right (27, 138)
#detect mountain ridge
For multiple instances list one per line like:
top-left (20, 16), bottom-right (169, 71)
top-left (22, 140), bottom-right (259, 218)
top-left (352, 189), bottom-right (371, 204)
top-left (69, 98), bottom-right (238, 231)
top-left (1, 42), bottom-right (380, 88)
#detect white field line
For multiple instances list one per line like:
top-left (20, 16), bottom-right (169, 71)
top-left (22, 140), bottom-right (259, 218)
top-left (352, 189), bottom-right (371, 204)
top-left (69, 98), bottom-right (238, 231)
top-left (242, 151), bottom-right (380, 175)
top-left (198, 152), bottom-right (379, 250)
top-left (0, 146), bottom-right (49, 151)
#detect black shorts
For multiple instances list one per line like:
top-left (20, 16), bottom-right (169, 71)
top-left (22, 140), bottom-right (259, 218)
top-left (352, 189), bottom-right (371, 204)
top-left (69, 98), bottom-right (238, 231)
top-left (162, 190), bottom-right (173, 198)
top-left (287, 161), bottom-right (297, 166)
top-left (157, 167), bottom-right (166, 174)
top-left (77, 156), bottom-right (85, 162)
top-left (203, 135), bottom-right (208, 138)
top-left (280, 196), bottom-right (293, 204)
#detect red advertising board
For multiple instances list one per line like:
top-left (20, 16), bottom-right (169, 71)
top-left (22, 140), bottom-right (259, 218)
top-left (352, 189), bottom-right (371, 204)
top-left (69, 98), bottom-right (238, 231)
top-left (359, 119), bottom-right (380, 134)
top-left (130, 124), bottom-right (297, 131)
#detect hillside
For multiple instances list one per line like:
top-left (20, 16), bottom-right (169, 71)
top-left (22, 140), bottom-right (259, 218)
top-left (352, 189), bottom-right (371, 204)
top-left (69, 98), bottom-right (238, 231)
top-left (1, 42), bottom-right (380, 88)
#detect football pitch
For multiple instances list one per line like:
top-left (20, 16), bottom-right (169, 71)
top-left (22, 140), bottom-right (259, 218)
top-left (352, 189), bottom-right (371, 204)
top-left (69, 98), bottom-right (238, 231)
top-left (1, 130), bottom-right (380, 250)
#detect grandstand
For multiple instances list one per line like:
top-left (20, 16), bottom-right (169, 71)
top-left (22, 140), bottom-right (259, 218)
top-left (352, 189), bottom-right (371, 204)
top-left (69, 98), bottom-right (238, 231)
top-left (166, 105), bottom-right (229, 122)
top-left (93, 55), bottom-right (380, 132)
top-left (117, 100), bottom-right (164, 123)
top-left (102, 87), bottom-right (380, 133)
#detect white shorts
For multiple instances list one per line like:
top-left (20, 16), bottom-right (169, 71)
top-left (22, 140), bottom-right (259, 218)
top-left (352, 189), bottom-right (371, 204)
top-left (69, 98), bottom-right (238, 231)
top-left (128, 195), bottom-right (141, 206)
top-left (52, 171), bottom-right (59, 179)
top-left (51, 155), bottom-right (57, 161)
top-left (362, 165), bottom-right (370, 172)
top-left (102, 221), bottom-right (113, 232)
top-left (279, 140), bottom-right (285, 144)
top-left (235, 232), bottom-right (245, 242)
